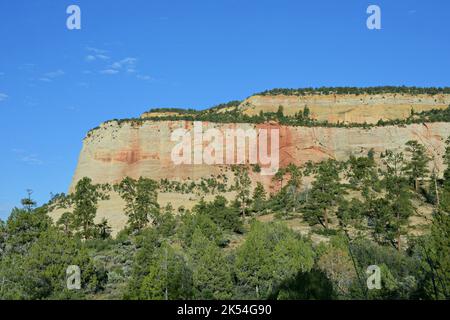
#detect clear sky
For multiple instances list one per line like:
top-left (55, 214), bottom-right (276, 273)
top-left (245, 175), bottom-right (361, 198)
top-left (0, 0), bottom-right (449, 220)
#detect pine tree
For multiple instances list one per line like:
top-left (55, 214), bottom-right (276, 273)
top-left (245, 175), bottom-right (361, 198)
top-left (276, 105), bottom-right (284, 120)
top-left (96, 218), bottom-right (112, 240)
top-left (233, 166), bottom-right (252, 217)
top-left (404, 140), bottom-right (431, 192)
top-left (303, 106), bottom-right (310, 119)
top-left (7, 229), bottom-right (106, 299)
top-left (235, 222), bottom-right (314, 299)
top-left (114, 177), bottom-right (159, 232)
top-left (443, 136), bottom-right (450, 190)
top-left (273, 168), bottom-right (286, 189)
top-left (275, 164), bottom-right (303, 215)
top-left (55, 177), bottom-right (110, 240)
top-left (177, 210), bottom-right (223, 248)
top-left (193, 195), bottom-right (242, 232)
top-left (417, 209), bottom-right (450, 299)
top-left (56, 212), bottom-right (73, 236)
top-left (287, 163), bottom-right (302, 189)
top-left (5, 206), bottom-right (51, 255)
top-left (140, 242), bottom-right (192, 300)
top-left (252, 182), bottom-right (267, 214)
top-left (189, 229), bottom-right (233, 299)
top-left (21, 189), bottom-right (36, 212)
top-left (304, 160), bottom-right (343, 229)
top-left (381, 151), bottom-right (414, 250)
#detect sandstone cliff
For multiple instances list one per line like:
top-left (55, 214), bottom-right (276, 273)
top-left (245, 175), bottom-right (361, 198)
top-left (72, 120), bottom-right (450, 192)
top-left (51, 92), bottom-right (450, 233)
top-left (219, 93), bottom-right (450, 124)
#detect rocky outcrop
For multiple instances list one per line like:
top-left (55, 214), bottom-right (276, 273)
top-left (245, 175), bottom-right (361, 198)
top-left (230, 93), bottom-right (450, 124)
top-left (53, 93), bottom-right (450, 233)
top-left (72, 121), bottom-right (450, 193)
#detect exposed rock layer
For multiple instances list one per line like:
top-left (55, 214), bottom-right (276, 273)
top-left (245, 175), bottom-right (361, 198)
top-left (56, 93), bottom-right (450, 233)
top-left (220, 93), bottom-right (450, 124)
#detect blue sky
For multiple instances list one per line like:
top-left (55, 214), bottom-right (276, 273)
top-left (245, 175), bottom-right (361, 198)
top-left (0, 0), bottom-right (449, 219)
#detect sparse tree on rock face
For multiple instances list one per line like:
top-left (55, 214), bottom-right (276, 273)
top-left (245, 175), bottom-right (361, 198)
top-left (252, 182), bottom-right (267, 214)
top-left (276, 105), bottom-right (284, 120)
top-left (285, 164), bottom-right (303, 213)
top-left (273, 168), bottom-right (286, 189)
top-left (232, 166), bottom-right (251, 218)
top-left (287, 163), bottom-right (302, 189)
top-left (404, 140), bottom-right (431, 192)
top-left (114, 177), bottom-right (159, 232)
top-left (303, 106), bottom-right (311, 119)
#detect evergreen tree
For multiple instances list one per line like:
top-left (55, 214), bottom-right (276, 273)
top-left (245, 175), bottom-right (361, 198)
top-left (154, 204), bottom-right (177, 238)
top-left (193, 195), bottom-right (242, 233)
top-left (96, 218), bottom-right (112, 240)
top-left (346, 154), bottom-right (379, 196)
top-left (21, 189), bottom-right (36, 212)
top-left (251, 182), bottom-right (267, 214)
top-left (56, 211), bottom-right (74, 236)
top-left (380, 151), bottom-right (414, 250)
top-left (125, 228), bottom-right (161, 298)
top-left (5, 206), bottom-right (51, 254)
top-left (337, 198), bottom-right (365, 230)
top-left (139, 242), bottom-right (192, 300)
top-left (404, 140), bottom-right (431, 192)
top-left (1, 228), bottom-right (106, 299)
top-left (177, 210), bottom-right (224, 248)
top-left (235, 222), bottom-right (314, 299)
top-left (55, 177), bottom-right (110, 240)
top-left (444, 136), bottom-right (450, 190)
top-left (232, 166), bottom-right (252, 217)
top-left (276, 105), bottom-right (284, 120)
top-left (304, 160), bottom-right (344, 229)
top-left (416, 210), bottom-right (450, 299)
top-left (0, 219), bottom-right (6, 257)
top-left (114, 177), bottom-right (159, 232)
top-left (303, 106), bottom-right (310, 119)
top-left (287, 163), bottom-right (302, 189)
top-left (189, 229), bottom-right (233, 299)
top-left (273, 168), bottom-right (286, 189)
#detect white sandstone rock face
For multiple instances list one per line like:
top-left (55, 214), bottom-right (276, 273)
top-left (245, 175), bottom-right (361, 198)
top-left (54, 93), bottom-right (450, 233)
top-left (72, 120), bottom-right (450, 192)
top-left (232, 93), bottom-right (450, 124)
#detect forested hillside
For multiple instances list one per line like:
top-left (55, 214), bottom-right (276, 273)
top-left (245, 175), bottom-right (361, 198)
top-left (1, 137), bottom-right (449, 300)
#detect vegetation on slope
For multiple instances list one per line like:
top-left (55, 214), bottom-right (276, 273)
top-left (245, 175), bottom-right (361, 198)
top-left (1, 138), bottom-right (449, 300)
